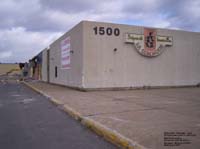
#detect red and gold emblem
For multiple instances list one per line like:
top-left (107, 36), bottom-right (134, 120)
top-left (144, 28), bottom-right (157, 56)
top-left (125, 28), bottom-right (173, 57)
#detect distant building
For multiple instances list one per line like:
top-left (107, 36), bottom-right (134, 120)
top-left (33, 21), bottom-right (200, 90)
top-left (30, 52), bottom-right (43, 80)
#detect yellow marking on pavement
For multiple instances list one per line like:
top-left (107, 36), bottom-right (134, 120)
top-left (50, 98), bottom-right (63, 106)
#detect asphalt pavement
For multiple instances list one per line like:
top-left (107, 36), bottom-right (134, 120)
top-left (0, 77), bottom-right (117, 149)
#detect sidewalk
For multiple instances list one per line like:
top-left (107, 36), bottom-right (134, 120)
top-left (24, 81), bottom-right (200, 149)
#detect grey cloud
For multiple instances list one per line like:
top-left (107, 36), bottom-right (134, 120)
top-left (121, 0), bottom-right (200, 31)
top-left (170, 1), bottom-right (200, 31)
top-left (0, 27), bottom-right (61, 62)
top-left (0, 0), bottom-right (72, 32)
top-left (0, 0), bottom-right (200, 32)
top-left (0, 0), bottom-right (200, 63)
top-left (39, 0), bottom-right (97, 13)
top-left (122, 0), bottom-right (160, 14)
top-left (0, 0), bottom-right (101, 32)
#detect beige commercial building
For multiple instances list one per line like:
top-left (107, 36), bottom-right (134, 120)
top-left (39, 21), bottom-right (200, 90)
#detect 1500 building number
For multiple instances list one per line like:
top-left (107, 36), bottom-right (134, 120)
top-left (93, 27), bottom-right (120, 36)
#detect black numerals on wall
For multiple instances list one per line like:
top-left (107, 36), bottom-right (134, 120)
top-left (93, 27), bottom-right (120, 36)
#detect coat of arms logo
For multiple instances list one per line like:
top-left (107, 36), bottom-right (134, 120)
top-left (125, 28), bottom-right (173, 57)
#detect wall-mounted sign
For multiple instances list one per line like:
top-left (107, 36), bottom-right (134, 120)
top-left (60, 37), bottom-right (71, 69)
top-left (125, 28), bottom-right (173, 57)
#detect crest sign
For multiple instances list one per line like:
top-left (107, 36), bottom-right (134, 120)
top-left (125, 28), bottom-right (173, 57)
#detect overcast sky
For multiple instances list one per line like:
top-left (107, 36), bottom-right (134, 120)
top-left (0, 0), bottom-right (200, 63)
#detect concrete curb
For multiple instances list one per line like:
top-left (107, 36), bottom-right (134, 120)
top-left (62, 104), bottom-right (82, 121)
top-left (22, 81), bottom-right (51, 99)
top-left (22, 81), bottom-right (147, 149)
top-left (82, 117), bottom-right (146, 149)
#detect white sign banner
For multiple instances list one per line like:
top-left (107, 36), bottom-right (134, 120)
top-left (61, 37), bottom-right (70, 69)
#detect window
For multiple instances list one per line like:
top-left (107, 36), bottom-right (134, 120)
top-left (55, 66), bottom-right (57, 78)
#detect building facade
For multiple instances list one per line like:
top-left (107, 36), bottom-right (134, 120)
top-left (38, 21), bottom-right (200, 90)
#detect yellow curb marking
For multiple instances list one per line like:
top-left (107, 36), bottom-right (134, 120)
top-left (81, 118), bottom-right (144, 149)
top-left (50, 98), bottom-right (62, 105)
top-left (63, 105), bottom-right (82, 121)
